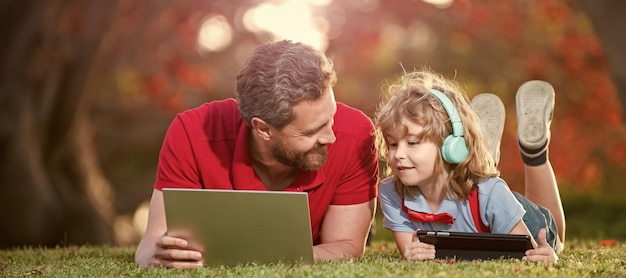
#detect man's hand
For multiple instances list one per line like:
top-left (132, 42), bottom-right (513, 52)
top-left (135, 189), bottom-right (204, 269)
top-left (146, 233), bottom-right (204, 269)
top-left (522, 228), bottom-right (558, 263)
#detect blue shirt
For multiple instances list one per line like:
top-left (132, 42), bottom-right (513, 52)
top-left (379, 176), bottom-right (525, 234)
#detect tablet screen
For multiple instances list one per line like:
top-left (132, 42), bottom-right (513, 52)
top-left (416, 231), bottom-right (533, 260)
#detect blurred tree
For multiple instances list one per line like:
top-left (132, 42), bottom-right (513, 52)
top-left (0, 0), bottom-right (119, 247)
top-left (570, 0), bottom-right (626, 122)
top-left (1, 0), bottom-right (625, 248)
top-left (325, 0), bottom-right (625, 193)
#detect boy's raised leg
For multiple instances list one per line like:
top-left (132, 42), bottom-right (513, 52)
top-left (516, 80), bottom-right (565, 247)
top-left (470, 93), bottom-right (505, 166)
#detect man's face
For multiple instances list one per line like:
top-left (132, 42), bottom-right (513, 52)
top-left (270, 88), bottom-right (337, 171)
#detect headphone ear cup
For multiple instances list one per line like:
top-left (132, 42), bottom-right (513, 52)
top-left (441, 135), bottom-right (469, 164)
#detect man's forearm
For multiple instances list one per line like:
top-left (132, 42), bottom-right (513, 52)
top-left (313, 239), bottom-right (365, 261)
top-left (135, 238), bottom-right (157, 268)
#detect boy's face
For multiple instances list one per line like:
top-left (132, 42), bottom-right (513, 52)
top-left (385, 117), bottom-right (440, 187)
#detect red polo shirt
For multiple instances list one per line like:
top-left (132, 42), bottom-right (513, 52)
top-left (154, 98), bottom-right (379, 244)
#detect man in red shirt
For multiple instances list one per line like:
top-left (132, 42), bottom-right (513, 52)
top-left (135, 40), bottom-right (379, 268)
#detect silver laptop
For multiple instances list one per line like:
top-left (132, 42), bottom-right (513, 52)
top-left (163, 188), bottom-right (314, 267)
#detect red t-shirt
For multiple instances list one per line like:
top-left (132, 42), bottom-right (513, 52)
top-left (155, 98), bottom-right (379, 243)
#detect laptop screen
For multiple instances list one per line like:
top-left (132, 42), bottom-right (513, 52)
top-left (163, 189), bottom-right (315, 267)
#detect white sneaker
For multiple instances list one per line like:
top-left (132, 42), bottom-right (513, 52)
top-left (470, 93), bottom-right (505, 165)
top-left (516, 80), bottom-right (554, 153)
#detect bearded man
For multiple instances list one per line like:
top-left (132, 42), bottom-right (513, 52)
top-left (135, 40), bottom-right (379, 269)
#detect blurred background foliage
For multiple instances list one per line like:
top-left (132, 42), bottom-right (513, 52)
top-left (1, 0), bottom-right (625, 247)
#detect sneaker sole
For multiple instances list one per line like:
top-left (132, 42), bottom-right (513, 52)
top-left (470, 93), bottom-right (505, 164)
top-left (516, 80), bottom-right (554, 150)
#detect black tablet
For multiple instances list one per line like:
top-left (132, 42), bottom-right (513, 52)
top-left (416, 230), bottom-right (534, 261)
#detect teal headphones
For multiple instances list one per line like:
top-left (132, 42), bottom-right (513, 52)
top-left (427, 89), bottom-right (469, 164)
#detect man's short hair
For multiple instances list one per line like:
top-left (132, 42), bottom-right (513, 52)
top-left (235, 40), bottom-right (336, 129)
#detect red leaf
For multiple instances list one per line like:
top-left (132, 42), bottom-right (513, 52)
top-left (600, 239), bottom-right (617, 247)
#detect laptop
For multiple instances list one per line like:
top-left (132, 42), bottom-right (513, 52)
top-left (163, 188), bottom-right (315, 267)
top-left (416, 230), bottom-right (533, 261)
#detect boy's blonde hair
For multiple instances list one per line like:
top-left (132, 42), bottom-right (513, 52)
top-left (375, 69), bottom-right (499, 200)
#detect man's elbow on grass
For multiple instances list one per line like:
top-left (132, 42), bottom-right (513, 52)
top-left (134, 245), bottom-right (150, 268)
top-left (313, 240), bottom-right (366, 261)
top-left (134, 240), bottom-right (161, 268)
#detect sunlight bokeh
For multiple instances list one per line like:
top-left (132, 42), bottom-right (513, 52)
top-left (242, 0), bottom-right (331, 51)
top-left (196, 0), bottom-right (453, 53)
top-left (381, 21), bottom-right (436, 52)
top-left (197, 15), bottom-right (233, 53)
top-left (421, 0), bottom-right (454, 8)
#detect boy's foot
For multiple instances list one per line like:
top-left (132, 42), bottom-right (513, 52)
top-left (470, 93), bottom-right (505, 165)
top-left (516, 80), bottom-right (554, 156)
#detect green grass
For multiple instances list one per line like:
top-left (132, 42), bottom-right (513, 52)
top-left (2, 193), bottom-right (625, 277)
top-left (560, 191), bottom-right (626, 240)
top-left (1, 239), bottom-right (625, 277)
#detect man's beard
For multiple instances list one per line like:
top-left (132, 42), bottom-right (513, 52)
top-left (271, 138), bottom-right (328, 171)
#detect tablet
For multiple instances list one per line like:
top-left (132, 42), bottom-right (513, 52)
top-left (416, 231), bottom-right (533, 261)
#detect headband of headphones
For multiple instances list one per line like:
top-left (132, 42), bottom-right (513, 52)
top-left (427, 89), bottom-right (464, 137)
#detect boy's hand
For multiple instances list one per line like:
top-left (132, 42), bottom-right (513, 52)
top-left (403, 231), bottom-right (436, 261)
top-left (523, 228), bottom-right (558, 263)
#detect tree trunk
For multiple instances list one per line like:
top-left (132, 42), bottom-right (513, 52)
top-left (0, 0), bottom-right (119, 247)
top-left (570, 0), bottom-right (626, 122)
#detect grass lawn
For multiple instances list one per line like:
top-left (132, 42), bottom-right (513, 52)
top-left (1, 239), bottom-right (624, 277)
top-left (1, 193), bottom-right (625, 277)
